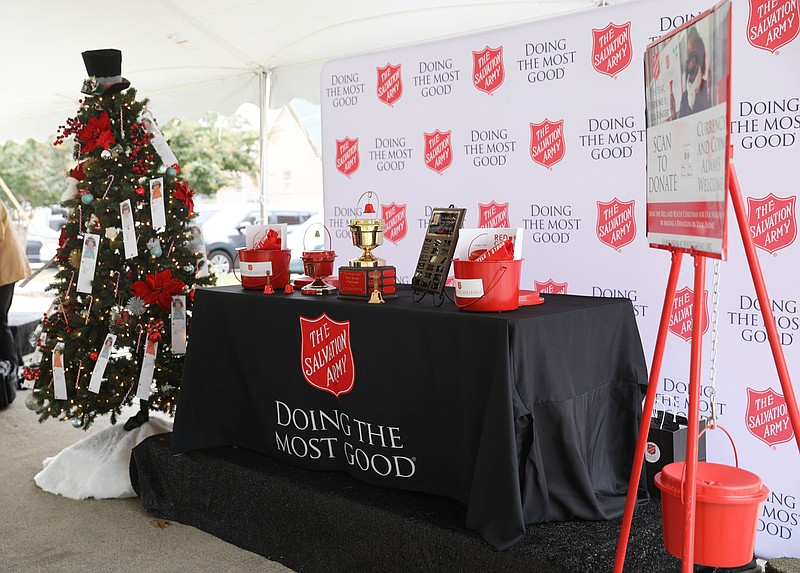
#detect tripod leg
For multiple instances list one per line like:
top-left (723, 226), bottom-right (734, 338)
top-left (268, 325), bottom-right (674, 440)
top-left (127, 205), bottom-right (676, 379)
top-left (614, 251), bottom-right (683, 573)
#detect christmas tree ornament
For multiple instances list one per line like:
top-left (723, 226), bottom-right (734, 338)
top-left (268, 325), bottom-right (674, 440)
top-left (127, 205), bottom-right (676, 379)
top-left (147, 237), bottom-right (163, 258)
top-left (105, 227), bottom-right (119, 240)
top-left (101, 149), bottom-right (112, 159)
top-left (114, 308), bottom-right (130, 325)
top-left (84, 295), bottom-right (94, 324)
top-left (86, 214), bottom-right (100, 230)
top-left (28, 324), bottom-right (43, 346)
top-left (61, 164), bottom-right (86, 201)
top-left (90, 351), bottom-right (99, 361)
top-left (25, 392), bottom-right (44, 411)
top-left (68, 250), bottom-right (82, 268)
top-left (81, 192), bottom-right (94, 205)
top-left (184, 263), bottom-right (194, 273)
top-left (165, 166), bottom-right (177, 177)
top-left (23, 366), bottom-right (40, 382)
top-left (172, 180), bottom-right (195, 216)
top-left (102, 174), bottom-right (115, 199)
top-left (125, 296), bottom-right (146, 316)
top-left (72, 418), bottom-right (84, 428)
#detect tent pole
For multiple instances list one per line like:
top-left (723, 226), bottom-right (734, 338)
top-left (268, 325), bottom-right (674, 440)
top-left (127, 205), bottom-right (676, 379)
top-left (286, 102), bottom-right (322, 160)
top-left (259, 67), bottom-right (272, 223)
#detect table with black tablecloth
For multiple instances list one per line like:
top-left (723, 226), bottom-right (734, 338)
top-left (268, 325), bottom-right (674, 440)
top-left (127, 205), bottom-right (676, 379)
top-left (171, 285), bottom-right (648, 550)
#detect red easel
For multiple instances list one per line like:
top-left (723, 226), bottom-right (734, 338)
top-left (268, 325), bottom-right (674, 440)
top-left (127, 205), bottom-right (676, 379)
top-left (613, 160), bottom-right (800, 573)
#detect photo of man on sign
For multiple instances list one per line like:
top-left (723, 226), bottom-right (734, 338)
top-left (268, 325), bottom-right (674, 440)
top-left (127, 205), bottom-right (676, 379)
top-left (644, 0), bottom-right (731, 259)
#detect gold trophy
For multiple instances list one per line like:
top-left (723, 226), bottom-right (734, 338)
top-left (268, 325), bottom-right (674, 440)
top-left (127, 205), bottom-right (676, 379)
top-left (348, 191), bottom-right (385, 267)
top-left (338, 191), bottom-right (397, 300)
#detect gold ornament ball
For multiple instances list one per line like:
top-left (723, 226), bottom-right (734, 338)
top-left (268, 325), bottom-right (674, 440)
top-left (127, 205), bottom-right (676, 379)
top-left (69, 250), bottom-right (82, 269)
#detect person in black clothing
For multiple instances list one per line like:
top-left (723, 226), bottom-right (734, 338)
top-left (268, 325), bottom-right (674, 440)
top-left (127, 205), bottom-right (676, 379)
top-left (679, 26), bottom-right (711, 118)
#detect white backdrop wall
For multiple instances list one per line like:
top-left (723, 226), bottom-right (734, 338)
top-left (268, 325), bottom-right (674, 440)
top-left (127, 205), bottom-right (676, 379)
top-left (320, 0), bottom-right (799, 558)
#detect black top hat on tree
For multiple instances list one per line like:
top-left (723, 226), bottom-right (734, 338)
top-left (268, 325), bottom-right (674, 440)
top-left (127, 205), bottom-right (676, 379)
top-left (81, 49), bottom-right (131, 96)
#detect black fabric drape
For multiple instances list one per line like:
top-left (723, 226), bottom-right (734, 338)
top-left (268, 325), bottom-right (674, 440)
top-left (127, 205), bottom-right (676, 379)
top-left (172, 285), bottom-right (648, 550)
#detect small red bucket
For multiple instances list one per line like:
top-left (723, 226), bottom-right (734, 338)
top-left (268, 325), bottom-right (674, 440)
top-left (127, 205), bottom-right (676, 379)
top-left (302, 250), bottom-right (336, 277)
top-left (235, 248), bottom-right (291, 290)
top-left (655, 426), bottom-right (769, 568)
top-left (452, 258), bottom-right (521, 312)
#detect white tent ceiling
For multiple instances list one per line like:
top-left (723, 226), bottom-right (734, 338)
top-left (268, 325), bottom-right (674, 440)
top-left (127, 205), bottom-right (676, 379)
top-left (0, 0), bottom-right (633, 143)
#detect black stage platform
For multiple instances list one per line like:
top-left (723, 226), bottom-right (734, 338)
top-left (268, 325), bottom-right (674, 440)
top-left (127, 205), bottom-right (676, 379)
top-left (131, 432), bottom-right (681, 573)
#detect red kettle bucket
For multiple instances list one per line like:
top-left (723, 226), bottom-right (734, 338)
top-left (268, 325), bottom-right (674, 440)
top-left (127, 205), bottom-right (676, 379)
top-left (452, 258), bottom-right (522, 312)
top-left (655, 425), bottom-right (769, 568)
top-left (234, 248), bottom-right (291, 290)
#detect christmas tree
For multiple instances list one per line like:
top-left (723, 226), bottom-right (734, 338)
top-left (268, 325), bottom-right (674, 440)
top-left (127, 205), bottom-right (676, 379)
top-left (26, 49), bottom-right (214, 430)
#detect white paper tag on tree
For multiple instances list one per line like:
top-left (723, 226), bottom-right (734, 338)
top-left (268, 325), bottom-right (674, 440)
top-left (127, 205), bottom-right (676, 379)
top-left (170, 295), bottom-right (187, 355)
top-left (149, 177), bottom-right (167, 230)
top-left (52, 343), bottom-right (67, 400)
top-left (136, 340), bottom-right (158, 400)
top-left (76, 233), bottom-right (100, 294)
top-left (89, 333), bottom-right (116, 393)
top-left (120, 200), bottom-right (138, 259)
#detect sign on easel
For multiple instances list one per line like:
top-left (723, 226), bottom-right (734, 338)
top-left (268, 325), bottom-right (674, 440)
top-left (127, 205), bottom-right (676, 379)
top-left (644, 1), bottom-right (732, 258)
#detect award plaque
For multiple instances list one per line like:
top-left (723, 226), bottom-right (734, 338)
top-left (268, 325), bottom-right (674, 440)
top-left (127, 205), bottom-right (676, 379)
top-left (412, 206), bottom-right (466, 297)
top-left (338, 191), bottom-right (397, 300)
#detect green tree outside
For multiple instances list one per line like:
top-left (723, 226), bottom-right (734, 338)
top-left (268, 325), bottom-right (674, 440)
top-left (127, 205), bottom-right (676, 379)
top-left (0, 112), bottom-right (258, 207)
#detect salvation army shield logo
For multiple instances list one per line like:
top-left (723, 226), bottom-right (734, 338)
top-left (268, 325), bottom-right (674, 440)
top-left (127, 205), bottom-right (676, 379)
top-left (299, 313), bottom-right (355, 398)
top-left (472, 46), bottom-right (505, 94)
top-left (645, 441), bottom-right (661, 463)
top-left (335, 137), bottom-right (360, 177)
top-left (534, 279), bottom-right (568, 294)
top-left (381, 202), bottom-right (407, 244)
top-left (669, 286), bottom-right (709, 342)
top-left (596, 198), bottom-right (636, 250)
top-left (650, 50), bottom-right (661, 81)
top-left (424, 130), bottom-right (453, 174)
top-left (592, 22), bottom-right (633, 77)
top-left (747, 0), bottom-right (800, 53)
top-left (746, 387), bottom-right (794, 447)
top-left (530, 119), bottom-right (565, 168)
top-left (747, 193), bottom-right (797, 254)
top-left (478, 201), bottom-right (510, 228)
top-left (377, 63), bottom-right (403, 106)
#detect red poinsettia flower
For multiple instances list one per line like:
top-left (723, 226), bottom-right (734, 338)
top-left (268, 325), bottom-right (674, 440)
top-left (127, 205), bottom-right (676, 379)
top-left (172, 179), bottom-right (195, 216)
top-left (95, 129), bottom-right (116, 150)
top-left (77, 111), bottom-right (116, 154)
top-left (131, 269), bottom-right (185, 312)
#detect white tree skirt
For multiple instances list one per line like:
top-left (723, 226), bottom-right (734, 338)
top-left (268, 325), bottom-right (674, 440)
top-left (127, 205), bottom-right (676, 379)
top-left (34, 417), bottom-right (173, 499)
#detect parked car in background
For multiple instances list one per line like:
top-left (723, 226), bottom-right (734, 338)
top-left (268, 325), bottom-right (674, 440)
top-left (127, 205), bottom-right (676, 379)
top-left (26, 236), bottom-right (44, 263)
top-left (196, 204), bottom-right (319, 275)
